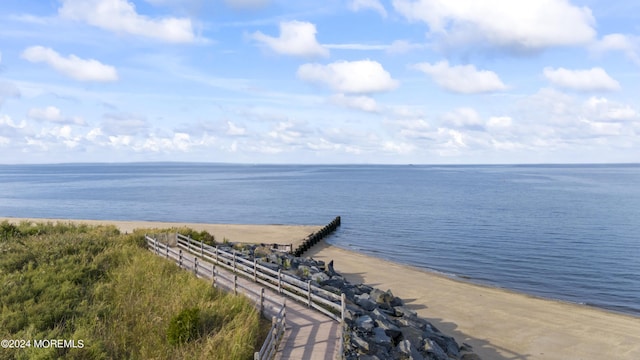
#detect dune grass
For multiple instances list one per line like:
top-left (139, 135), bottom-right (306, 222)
top-left (0, 221), bottom-right (267, 360)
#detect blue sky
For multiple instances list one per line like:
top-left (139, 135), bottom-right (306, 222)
top-left (1, 0), bottom-right (639, 164)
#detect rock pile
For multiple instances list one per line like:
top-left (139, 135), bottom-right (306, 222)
top-left (221, 242), bottom-right (480, 360)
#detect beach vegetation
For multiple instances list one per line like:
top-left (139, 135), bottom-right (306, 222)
top-left (0, 221), bottom-right (266, 360)
top-left (176, 227), bottom-right (216, 246)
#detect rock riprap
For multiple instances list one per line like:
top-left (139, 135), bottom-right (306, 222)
top-left (221, 243), bottom-right (480, 359)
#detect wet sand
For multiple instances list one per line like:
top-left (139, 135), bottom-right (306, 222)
top-left (305, 242), bottom-right (640, 360)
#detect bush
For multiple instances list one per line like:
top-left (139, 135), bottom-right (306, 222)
top-left (167, 307), bottom-right (201, 346)
top-left (1, 221), bottom-right (21, 240)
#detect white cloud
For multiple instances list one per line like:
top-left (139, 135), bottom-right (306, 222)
top-left (590, 34), bottom-right (640, 65)
top-left (412, 61), bottom-right (507, 94)
top-left (383, 141), bottom-right (415, 154)
top-left (392, 0), bottom-right (595, 52)
top-left (330, 94), bottom-right (380, 112)
top-left (349, 0), bottom-right (387, 18)
top-left (108, 135), bottom-right (133, 148)
top-left (487, 116), bottom-right (512, 130)
top-left (435, 128), bottom-right (467, 152)
top-left (324, 43), bottom-right (387, 51)
top-left (21, 46), bottom-right (118, 82)
top-left (27, 106), bottom-right (86, 125)
top-left (297, 60), bottom-right (399, 94)
top-left (583, 120), bottom-right (623, 136)
top-left (251, 21), bottom-right (329, 58)
top-left (543, 67), bottom-right (620, 91)
top-left (140, 133), bottom-right (192, 152)
top-left (224, 0), bottom-right (270, 9)
top-left (226, 121), bottom-right (246, 135)
top-left (442, 107), bottom-right (485, 130)
top-left (585, 97), bottom-right (638, 122)
top-left (387, 40), bottom-right (426, 54)
top-left (86, 128), bottom-right (104, 141)
top-left (267, 121), bottom-right (302, 145)
top-left (0, 114), bottom-right (26, 129)
top-left (396, 119), bottom-right (431, 139)
top-left (58, 0), bottom-right (196, 43)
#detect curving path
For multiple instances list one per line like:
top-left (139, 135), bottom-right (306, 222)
top-left (152, 244), bottom-right (341, 360)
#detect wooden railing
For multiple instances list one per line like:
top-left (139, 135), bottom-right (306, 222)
top-left (175, 234), bottom-right (345, 322)
top-left (256, 305), bottom-right (286, 360)
top-left (145, 235), bottom-right (287, 360)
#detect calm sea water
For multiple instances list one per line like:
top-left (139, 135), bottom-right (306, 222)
top-left (1, 163), bottom-right (639, 316)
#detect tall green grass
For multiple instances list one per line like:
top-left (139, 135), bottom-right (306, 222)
top-left (0, 221), bottom-right (266, 360)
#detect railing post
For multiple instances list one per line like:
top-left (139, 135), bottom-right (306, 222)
top-left (253, 259), bottom-right (258, 282)
top-left (233, 250), bottom-right (237, 273)
top-left (179, 249), bottom-right (183, 268)
top-left (260, 288), bottom-right (265, 315)
top-left (200, 240), bottom-right (203, 256)
top-left (278, 269), bottom-right (282, 294)
top-left (234, 274), bottom-right (238, 295)
top-left (307, 280), bottom-right (312, 308)
top-left (188, 235), bottom-right (191, 251)
top-left (211, 263), bottom-right (216, 288)
top-left (340, 292), bottom-right (346, 359)
top-left (155, 237), bottom-right (159, 255)
top-left (194, 257), bottom-right (198, 276)
top-left (341, 293), bottom-right (346, 324)
top-left (283, 298), bottom-right (287, 328)
top-left (165, 245), bottom-right (169, 259)
top-left (215, 246), bottom-right (218, 263)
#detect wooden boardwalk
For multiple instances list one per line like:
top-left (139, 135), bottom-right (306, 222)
top-left (275, 295), bottom-right (341, 360)
top-left (149, 240), bottom-right (341, 359)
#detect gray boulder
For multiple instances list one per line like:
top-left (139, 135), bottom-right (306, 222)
top-left (423, 339), bottom-right (448, 360)
top-left (355, 315), bottom-right (375, 332)
top-left (372, 327), bottom-right (393, 349)
top-left (355, 293), bottom-right (378, 311)
top-left (352, 333), bottom-right (370, 353)
top-left (397, 339), bottom-right (425, 360)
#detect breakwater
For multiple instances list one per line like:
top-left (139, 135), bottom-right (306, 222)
top-left (293, 216), bottom-right (341, 257)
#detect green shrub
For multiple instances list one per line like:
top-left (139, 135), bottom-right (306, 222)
top-left (1, 221), bottom-right (21, 239)
top-left (167, 307), bottom-right (201, 346)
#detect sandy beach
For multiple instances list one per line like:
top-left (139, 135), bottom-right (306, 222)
top-left (4, 217), bottom-right (638, 359)
top-left (305, 242), bottom-right (640, 360)
top-left (0, 217), bottom-right (321, 249)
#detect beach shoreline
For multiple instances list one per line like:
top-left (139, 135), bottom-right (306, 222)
top-left (3, 217), bottom-right (638, 359)
top-left (305, 241), bottom-right (640, 360)
top-left (0, 217), bottom-right (322, 249)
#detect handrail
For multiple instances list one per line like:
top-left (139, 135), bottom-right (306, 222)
top-left (256, 303), bottom-right (286, 360)
top-left (148, 233), bottom-right (347, 359)
top-left (145, 235), bottom-right (287, 360)
top-left (175, 234), bottom-right (343, 321)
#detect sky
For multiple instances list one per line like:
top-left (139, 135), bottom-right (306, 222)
top-left (0, 0), bottom-right (639, 164)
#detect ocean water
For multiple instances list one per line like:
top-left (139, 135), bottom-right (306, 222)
top-left (1, 163), bottom-right (639, 316)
